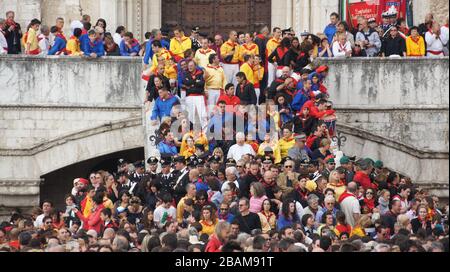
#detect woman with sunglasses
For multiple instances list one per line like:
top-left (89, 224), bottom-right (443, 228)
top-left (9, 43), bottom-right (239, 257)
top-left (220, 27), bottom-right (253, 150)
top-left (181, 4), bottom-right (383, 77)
top-left (199, 205), bottom-right (218, 236)
top-left (360, 188), bottom-right (377, 214)
top-left (258, 199), bottom-right (276, 234)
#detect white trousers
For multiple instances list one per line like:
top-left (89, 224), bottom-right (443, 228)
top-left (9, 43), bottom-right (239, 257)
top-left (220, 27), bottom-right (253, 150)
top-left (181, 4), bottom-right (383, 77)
top-left (267, 62), bottom-right (277, 87)
top-left (185, 95), bottom-right (208, 128)
top-left (207, 89), bottom-right (221, 108)
top-left (222, 63), bottom-right (239, 86)
top-left (255, 88), bottom-right (260, 105)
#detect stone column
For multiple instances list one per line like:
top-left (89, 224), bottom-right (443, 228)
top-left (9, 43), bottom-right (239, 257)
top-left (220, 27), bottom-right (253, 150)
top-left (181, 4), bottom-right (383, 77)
top-left (286, 0), bottom-right (293, 28)
top-left (99, 0), bottom-right (118, 33)
top-left (272, 0), bottom-right (287, 28)
top-left (148, 0), bottom-right (161, 31)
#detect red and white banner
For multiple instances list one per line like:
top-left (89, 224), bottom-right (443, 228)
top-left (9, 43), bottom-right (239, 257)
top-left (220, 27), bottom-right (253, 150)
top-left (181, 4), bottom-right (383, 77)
top-left (346, 0), bottom-right (407, 28)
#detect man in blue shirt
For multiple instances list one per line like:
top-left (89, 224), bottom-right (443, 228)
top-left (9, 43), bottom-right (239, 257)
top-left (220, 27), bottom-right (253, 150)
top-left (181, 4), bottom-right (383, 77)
top-left (324, 12), bottom-right (340, 44)
top-left (119, 32), bottom-right (141, 56)
top-left (143, 29), bottom-right (170, 66)
top-left (151, 87), bottom-right (180, 124)
top-left (81, 28), bottom-right (105, 58)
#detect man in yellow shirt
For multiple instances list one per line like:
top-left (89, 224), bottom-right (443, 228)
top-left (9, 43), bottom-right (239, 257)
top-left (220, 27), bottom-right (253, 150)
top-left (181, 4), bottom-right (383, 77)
top-left (151, 40), bottom-right (171, 73)
top-left (266, 27), bottom-right (282, 86)
top-left (170, 27), bottom-right (192, 59)
top-left (24, 19), bottom-right (41, 55)
top-left (176, 183), bottom-right (197, 224)
top-left (194, 38), bottom-right (215, 68)
top-left (204, 53), bottom-right (226, 107)
top-left (278, 126), bottom-right (296, 159)
top-left (221, 30), bottom-right (240, 86)
top-left (406, 26), bottom-right (426, 56)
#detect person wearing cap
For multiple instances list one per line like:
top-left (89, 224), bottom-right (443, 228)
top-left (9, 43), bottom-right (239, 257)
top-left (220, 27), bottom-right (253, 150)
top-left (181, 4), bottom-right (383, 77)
top-left (170, 27), bottom-right (192, 59)
top-left (355, 18), bottom-right (381, 57)
top-left (147, 156), bottom-right (159, 174)
top-left (130, 161), bottom-right (145, 184)
top-left (322, 157), bottom-right (336, 179)
top-left (194, 37), bottom-right (215, 69)
top-left (406, 26), bottom-right (425, 57)
top-left (156, 157), bottom-right (176, 195)
top-left (381, 11), bottom-right (393, 34)
top-left (172, 156), bottom-right (190, 203)
top-left (288, 133), bottom-right (311, 163)
top-left (340, 156), bottom-right (354, 183)
top-left (80, 27), bottom-right (105, 57)
top-left (190, 26), bottom-right (201, 52)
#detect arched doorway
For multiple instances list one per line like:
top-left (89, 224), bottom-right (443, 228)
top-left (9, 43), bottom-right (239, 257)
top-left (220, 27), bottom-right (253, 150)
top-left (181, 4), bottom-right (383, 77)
top-left (39, 147), bottom-right (144, 210)
top-left (162, 0), bottom-right (272, 36)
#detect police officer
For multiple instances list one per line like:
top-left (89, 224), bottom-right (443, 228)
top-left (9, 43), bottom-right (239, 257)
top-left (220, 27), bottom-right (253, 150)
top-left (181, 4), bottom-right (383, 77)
top-left (147, 156), bottom-right (159, 175)
top-left (130, 161), bottom-right (146, 184)
top-left (172, 156), bottom-right (190, 203)
top-left (207, 155), bottom-right (222, 177)
top-left (157, 157), bottom-right (176, 196)
top-left (117, 158), bottom-right (129, 175)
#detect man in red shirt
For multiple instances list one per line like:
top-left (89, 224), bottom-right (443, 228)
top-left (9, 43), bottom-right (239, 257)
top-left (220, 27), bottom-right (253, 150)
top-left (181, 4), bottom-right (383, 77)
top-left (217, 83), bottom-right (241, 110)
top-left (353, 158), bottom-right (377, 190)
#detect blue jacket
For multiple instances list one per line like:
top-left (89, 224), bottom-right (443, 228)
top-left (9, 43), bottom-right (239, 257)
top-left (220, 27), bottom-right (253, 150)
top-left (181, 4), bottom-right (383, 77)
top-left (291, 89), bottom-right (310, 112)
top-left (151, 95), bottom-right (180, 121)
top-left (80, 35), bottom-right (105, 57)
top-left (48, 36), bottom-right (67, 55)
top-left (143, 38), bottom-right (170, 65)
top-left (120, 39), bottom-right (141, 56)
top-left (276, 215), bottom-right (295, 231)
top-left (157, 141), bottom-right (178, 156)
top-left (324, 24), bottom-right (337, 44)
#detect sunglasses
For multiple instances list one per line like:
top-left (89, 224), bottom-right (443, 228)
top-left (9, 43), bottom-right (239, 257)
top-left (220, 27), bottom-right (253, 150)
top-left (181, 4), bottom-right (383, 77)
top-left (285, 165), bottom-right (293, 168)
top-left (220, 208), bottom-right (228, 211)
top-left (366, 192), bottom-right (374, 195)
top-left (45, 221), bottom-right (52, 224)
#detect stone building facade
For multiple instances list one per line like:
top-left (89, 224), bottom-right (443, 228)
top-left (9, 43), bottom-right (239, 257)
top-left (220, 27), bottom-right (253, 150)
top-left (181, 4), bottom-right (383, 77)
top-left (1, 0), bottom-right (448, 41)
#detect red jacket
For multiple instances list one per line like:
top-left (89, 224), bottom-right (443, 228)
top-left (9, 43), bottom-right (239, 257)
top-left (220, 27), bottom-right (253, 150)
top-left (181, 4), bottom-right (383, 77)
top-left (205, 234), bottom-right (222, 252)
top-left (353, 171), bottom-right (376, 190)
top-left (309, 105), bottom-right (335, 119)
top-left (217, 94), bottom-right (241, 108)
top-left (76, 204), bottom-right (104, 234)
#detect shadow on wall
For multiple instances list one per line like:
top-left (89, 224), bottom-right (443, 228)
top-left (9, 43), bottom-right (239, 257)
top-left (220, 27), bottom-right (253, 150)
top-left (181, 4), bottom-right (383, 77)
top-left (39, 147), bottom-right (144, 210)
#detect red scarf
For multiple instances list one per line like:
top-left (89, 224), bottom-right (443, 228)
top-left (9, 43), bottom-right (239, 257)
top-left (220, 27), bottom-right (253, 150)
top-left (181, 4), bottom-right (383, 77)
top-left (363, 197), bottom-right (375, 211)
top-left (5, 19), bottom-right (17, 29)
top-left (410, 36), bottom-right (420, 44)
top-left (56, 33), bottom-right (67, 43)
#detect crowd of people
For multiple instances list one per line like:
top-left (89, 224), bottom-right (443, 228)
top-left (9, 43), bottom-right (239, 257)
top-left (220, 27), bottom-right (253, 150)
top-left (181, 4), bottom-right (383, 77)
top-left (0, 9), bottom-right (449, 253)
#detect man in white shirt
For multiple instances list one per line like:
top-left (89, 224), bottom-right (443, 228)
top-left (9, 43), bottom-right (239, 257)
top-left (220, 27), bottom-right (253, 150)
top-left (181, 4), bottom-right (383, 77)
top-left (34, 200), bottom-right (53, 228)
top-left (38, 25), bottom-right (50, 56)
top-left (332, 32), bottom-right (352, 58)
top-left (339, 182), bottom-right (361, 227)
top-left (227, 132), bottom-right (255, 162)
top-left (154, 194), bottom-right (177, 228)
top-left (221, 167), bottom-right (240, 192)
top-left (425, 21), bottom-right (449, 57)
top-left (441, 17), bottom-right (449, 56)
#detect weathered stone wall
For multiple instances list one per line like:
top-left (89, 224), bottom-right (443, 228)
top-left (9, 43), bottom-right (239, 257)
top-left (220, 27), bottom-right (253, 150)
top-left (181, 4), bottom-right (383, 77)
top-left (319, 57), bottom-right (449, 197)
top-left (0, 55), bottom-right (146, 218)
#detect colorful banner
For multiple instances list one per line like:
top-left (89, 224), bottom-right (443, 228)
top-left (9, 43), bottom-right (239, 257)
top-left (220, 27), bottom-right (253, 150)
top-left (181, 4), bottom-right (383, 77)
top-left (348, 1), bottom-right (380, 28)
top-left (346, 0), bottom-right (407, 28)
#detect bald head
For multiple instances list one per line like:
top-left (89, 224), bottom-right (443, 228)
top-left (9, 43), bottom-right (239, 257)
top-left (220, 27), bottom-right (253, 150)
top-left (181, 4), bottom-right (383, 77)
top-left (264, 170), bottom-right (273, 180)
top-left (347, 182), bottom-right (357, 193)
top-left (103, 228), bottom-right (115, 240)
top-left (189, 169), bottom-right (200, 181)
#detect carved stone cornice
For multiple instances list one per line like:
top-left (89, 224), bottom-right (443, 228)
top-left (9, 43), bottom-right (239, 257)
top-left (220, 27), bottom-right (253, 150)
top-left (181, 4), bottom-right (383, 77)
top-left (0, 117), bottom-right (143, 156)
top-left (0, 179), bottom-right (42, 187)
